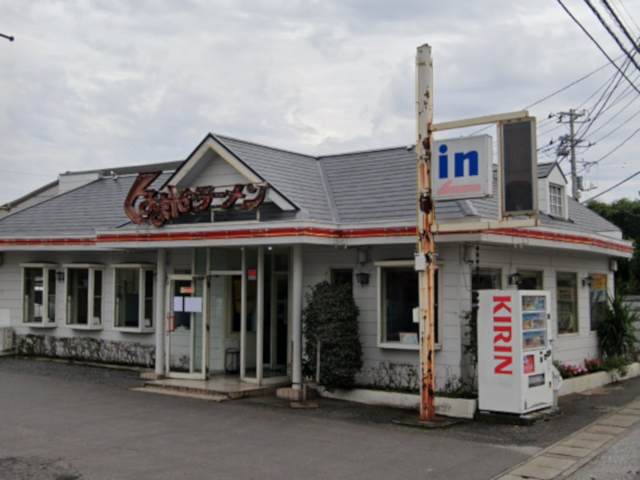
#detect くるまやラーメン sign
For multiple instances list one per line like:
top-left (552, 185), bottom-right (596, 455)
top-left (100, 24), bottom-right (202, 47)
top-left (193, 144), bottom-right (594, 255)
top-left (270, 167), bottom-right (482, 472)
top-left (124, 171), bottom-right (267, 227)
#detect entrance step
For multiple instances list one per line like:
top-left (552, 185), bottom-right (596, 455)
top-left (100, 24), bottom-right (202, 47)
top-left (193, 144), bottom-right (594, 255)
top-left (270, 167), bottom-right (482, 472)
top-left (141, 379), bottom-right (279, 400)
top-left (133, 387), bottom-right (228, 402)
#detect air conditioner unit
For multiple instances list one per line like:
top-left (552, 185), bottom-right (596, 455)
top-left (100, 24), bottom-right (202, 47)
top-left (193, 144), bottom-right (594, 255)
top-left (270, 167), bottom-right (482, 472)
top-left (0, 327), bottom-right (14, 352)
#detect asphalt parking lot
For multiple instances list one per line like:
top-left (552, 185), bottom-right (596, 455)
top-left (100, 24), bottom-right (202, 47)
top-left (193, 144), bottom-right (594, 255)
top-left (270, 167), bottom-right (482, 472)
top-left (1, 357), bottom-right (639, 480)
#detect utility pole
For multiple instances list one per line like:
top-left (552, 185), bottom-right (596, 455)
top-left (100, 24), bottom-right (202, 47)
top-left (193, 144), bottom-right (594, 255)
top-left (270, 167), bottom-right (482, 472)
top-left (415, 44), bottom-right (436, 422)
top-left (555, 109), bottom-right (587, 200)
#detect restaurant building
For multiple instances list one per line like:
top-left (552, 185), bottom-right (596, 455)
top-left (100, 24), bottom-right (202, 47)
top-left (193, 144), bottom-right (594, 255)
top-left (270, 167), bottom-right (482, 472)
top-left (0, 133), bottom-right (632, 391)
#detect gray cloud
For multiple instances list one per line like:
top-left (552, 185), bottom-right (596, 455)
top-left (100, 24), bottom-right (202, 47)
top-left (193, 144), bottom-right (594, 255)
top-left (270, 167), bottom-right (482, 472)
top-left (0, 0), bottom-right (639, 205)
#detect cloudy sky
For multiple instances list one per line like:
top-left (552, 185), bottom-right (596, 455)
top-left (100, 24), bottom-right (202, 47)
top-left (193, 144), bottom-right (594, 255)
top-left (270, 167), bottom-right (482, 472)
top-left (1, 0), bottom-right (640, 206)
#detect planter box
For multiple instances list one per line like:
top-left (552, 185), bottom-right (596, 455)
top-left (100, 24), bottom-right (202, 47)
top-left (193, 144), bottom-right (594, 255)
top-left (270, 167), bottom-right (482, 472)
top-left (316, 387), bottom-right (477, 419)
top-left (558, 362), bottom-right (640, 396)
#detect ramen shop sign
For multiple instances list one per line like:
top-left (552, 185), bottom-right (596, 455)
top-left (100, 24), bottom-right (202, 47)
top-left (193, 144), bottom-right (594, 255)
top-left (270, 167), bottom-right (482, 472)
top-left (124, 171), bottom-right (267, 227)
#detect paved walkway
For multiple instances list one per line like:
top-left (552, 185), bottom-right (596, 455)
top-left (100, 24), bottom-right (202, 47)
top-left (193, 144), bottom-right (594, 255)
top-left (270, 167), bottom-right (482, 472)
top-left (497, 398), bottom-right (640, 480)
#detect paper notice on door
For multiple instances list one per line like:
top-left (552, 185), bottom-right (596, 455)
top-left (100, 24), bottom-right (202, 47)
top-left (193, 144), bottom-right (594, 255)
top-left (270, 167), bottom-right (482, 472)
top-left (173, 296), bottom-right (184, 313)
top-left (185, 296), bottom-right (203, 313)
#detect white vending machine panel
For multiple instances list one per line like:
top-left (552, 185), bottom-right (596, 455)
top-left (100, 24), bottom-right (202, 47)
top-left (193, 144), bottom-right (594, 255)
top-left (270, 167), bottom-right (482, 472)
top-left (478, 290), bottom-right (553, 414)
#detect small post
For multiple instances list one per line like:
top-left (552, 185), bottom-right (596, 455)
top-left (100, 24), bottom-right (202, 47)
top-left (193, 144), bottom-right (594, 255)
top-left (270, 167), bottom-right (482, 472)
top-left (415, 44), bottom-right (437, 422)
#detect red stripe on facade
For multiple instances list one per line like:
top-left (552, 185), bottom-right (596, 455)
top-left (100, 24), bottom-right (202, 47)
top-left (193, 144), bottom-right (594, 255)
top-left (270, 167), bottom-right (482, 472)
top-left (0, 226), bottom-right (632, 254)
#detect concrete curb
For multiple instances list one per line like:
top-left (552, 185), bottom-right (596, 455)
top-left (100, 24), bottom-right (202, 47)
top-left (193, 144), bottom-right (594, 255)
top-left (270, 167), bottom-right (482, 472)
top-left (494, 397), bottom-right (640, 480)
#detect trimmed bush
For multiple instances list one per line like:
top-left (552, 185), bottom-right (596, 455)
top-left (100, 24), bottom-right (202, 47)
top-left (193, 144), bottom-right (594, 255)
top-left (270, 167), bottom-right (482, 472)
top-left (302, 281), bottom-right (362, 391)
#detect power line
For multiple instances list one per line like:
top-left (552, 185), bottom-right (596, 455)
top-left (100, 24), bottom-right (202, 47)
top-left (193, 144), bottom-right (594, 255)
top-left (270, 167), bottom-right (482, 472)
top-left (558, 0), bottom-right (640, 95)
top-left (0, 169), bottom-right (56, 178)
top-left (583, 168), bottom-right (640, 201)
top-left (614, 0), bottom-right (640, 36)
top-left (584, 0), bottom-right (640, 72)
top-left (601, 0), bottom-right (640, 56)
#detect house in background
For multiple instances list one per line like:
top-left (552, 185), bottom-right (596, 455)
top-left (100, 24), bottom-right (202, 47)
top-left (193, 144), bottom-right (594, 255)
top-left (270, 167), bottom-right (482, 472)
top-left (0, 133), bottom-right (632, 392)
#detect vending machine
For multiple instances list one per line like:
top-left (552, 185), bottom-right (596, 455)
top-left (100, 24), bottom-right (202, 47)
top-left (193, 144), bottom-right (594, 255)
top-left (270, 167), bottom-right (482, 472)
top-left (478, 290), bottom-right (554, 414)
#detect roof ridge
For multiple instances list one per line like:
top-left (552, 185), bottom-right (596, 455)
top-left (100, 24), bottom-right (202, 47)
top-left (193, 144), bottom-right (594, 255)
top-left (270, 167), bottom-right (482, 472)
top-left (61, 160), bottom-right (183, 177)
top-left (318, 144), bottom-right (414, 159)
top-left (212, 133), bottom-right (318, 160)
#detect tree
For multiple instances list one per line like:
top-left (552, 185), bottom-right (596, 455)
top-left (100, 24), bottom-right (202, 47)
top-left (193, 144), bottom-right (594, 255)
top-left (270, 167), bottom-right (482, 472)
top-left (587, 198), bottom-right (640, 293)
top-left (302, 281), bottom-right (362, 391)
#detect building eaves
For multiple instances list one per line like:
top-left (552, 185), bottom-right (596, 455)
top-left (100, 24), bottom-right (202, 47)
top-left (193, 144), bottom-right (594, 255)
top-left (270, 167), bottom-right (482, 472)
top-left (0, 179), bottom-right (59, 211)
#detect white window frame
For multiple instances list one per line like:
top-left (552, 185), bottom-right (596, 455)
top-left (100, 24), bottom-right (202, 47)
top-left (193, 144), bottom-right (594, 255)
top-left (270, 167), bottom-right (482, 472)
top-left (63, 264), bottom-right (105, 330)
top-left (112, 264), bottom-right (156, 333)
top-left (376, 260), bottom-right (442, 351)
top-left (549, 183), bottom-right (564, 217)
top-left (556, 271), bottom-right (579, 336)
top-left (21, 263), bottom-right (59, 328)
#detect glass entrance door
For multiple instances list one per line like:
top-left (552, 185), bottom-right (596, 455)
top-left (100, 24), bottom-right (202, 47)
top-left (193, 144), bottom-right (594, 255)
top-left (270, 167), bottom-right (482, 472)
top-left (165, 274), bottom-right (208, 379)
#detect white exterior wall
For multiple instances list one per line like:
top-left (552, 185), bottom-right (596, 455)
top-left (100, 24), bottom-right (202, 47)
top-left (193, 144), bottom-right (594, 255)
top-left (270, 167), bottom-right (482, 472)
top-left (0, 249), bottom-right (192, 346)
top-left (301, 244), bottom-right (463, 390)
top-left (0, 242), bottom-right (616, 385)
top-left (468, 244), bottom-right (613, 370)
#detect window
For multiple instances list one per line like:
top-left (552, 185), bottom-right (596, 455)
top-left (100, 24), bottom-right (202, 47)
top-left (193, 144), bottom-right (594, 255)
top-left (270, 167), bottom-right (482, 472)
top-left (331, 269), bottom-right (353, 289)
top-left (113, 265), bottom-right (155, 331)
top-left (549, 184), bottom-right (564, 217)
top-left (518, 270), bottom-right (543, 290)
top-left (22, 264), bottom-right (57, 326)
top-left (471, 268), bottom-right (502, 312)
top-left (557, 272), bottom-right (578, 334)
top-left (589, 273), bottom-right (608, 332)
top-left (377, 261), bottom-right (439, 348)
top-left (65, 265), bottom-right (105, 328)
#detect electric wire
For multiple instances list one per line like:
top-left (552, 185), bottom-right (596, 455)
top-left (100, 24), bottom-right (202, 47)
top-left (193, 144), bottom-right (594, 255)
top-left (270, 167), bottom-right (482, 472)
top-left (558, 0), bottom-right (640, 95)
top-left (584, 0), bottom-right (640, 73)
top-left (601, 0), bottom-right (640, 57)
top-left (583, 168), bottom-right (640, 201)
top-left (0, 170), bottom-right (56, 178)
top-left (614, 0), bottom-right (640, 36)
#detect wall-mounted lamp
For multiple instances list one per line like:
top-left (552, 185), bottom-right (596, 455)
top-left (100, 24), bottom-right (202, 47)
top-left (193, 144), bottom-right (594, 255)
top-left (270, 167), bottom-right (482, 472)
top-left (356, 247), bottom-right (370, 270)
top-left (56, 271), bottom-right (65, 282)
top-left (508, 272), bottom-right (523, 286)
top-left (355, 272), bottom-right (370, 286)
top-left (582, 276), bottom-right (594, 288)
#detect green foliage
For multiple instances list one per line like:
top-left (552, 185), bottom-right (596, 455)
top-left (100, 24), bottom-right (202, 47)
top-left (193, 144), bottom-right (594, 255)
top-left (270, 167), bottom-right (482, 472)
top-left (15, 334), bottom-right (155, 367)
top-left (462, 310), bottom-right (477, 367)
top-left (587, 199), bottom-right (640, 293)
top-left (302, 281), bottom-right (362, 391)
top-left (369, 362), bottom-right (420, 393)
top-left (598, 294), bottom-right (638, 359)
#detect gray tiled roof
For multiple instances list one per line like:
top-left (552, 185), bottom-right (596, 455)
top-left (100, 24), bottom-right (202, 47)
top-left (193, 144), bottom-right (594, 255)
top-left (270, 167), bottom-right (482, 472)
top-left (214, 134), bottom-right (334, 222)
top-left (0, 174), bottom-right (171, 236)
top-left (0, 134), bottom-right (621, 238)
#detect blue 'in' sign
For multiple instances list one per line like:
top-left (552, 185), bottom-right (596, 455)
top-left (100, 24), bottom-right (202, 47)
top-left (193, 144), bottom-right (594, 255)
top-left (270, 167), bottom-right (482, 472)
top-left (438, 145), bottom-right (479, 179)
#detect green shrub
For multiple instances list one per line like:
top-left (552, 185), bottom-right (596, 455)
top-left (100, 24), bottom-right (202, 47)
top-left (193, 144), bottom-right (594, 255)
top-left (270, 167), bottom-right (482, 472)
top-left (598, 294), bottom-right (638, 358)
top-left (597, 293), bottom-right (638, 377)
top-left (302, 281), bottom-right (362, 392)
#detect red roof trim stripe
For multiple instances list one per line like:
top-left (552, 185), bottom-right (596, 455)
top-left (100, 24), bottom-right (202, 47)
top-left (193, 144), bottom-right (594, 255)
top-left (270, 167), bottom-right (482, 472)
top-left (0, 227), bottom-right (632, 254)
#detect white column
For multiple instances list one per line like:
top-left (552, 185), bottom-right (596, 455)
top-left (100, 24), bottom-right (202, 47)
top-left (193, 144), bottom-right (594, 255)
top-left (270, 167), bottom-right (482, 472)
top-left (240, 248), bottom-right (247, 379)
top-left (154, 248), bottom-right (167, 376)
top-left (292, 244), bottom-right (303, 390)
top-left (256, 246), bottom-right (264, 385)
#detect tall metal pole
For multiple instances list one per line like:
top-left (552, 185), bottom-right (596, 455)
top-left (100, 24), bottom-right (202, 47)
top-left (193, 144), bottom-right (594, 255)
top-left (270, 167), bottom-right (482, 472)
top-left (416, 44), bottom-right (436, 422)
